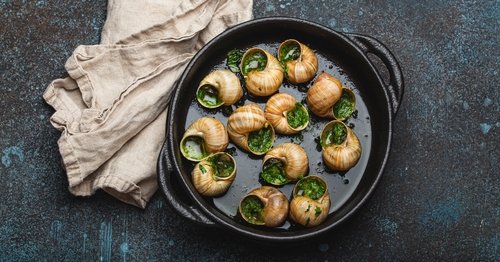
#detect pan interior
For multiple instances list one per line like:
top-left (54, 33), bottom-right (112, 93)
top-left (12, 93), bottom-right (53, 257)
top-left (170, 20), bottom-right (391, 236)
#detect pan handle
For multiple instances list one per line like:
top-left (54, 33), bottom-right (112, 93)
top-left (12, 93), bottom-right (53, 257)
top-left (346, 33), bottom-right (404, 116)
top-left (157, 143), bottom-right (216, 226)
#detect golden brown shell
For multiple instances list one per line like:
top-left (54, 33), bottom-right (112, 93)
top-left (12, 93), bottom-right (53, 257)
top-left (289, 176), bottom-right (330, 227)
top-left (240, 48), bottom-right (284, 97)
top-left (227, 103), bottom-right (275, 155)
top-left (278, 39), bottom-right (319, 84)
top-left (239, 186), bottom-right (289, 227)
top-left (264, 93), bottom-right (309, 134)
top-left (306, 72), bottom-right (342, 118)
top-left (262, 143), bottom-right (309, 183)
top-left (180, 117), bottom-right (228, 161)
top-left (321, 120), bottom-right (361, 171)
top-left (197, 69), bottom-right (243, 108)
top-left (191, 152), bottom-right (236, 197)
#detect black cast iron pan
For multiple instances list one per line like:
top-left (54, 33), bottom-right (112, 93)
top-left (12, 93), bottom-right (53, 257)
top-left (158, 17), bottom-right (404, 242)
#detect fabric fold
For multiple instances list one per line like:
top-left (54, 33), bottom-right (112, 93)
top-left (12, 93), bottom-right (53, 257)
top-left (44, 0), bottom-right (253, 208)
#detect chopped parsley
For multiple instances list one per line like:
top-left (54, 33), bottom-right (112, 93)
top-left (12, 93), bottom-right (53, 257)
top-left (286, 103), bottom-right (309, 129)
top-left (314, 206), bottom-right (322, 217)
top-left (182, 136), bottom-right (207, 160)
top-left (209, 154), bottom-right (234, 178)
top-left (323, 122), bottom-right (347, 146)
top-left (240, 195), bottom-right (264, 225)
top-left (295, 177), bottom-right (326, 200)
top-left (241, 51), bottom-right (267, 75)
top-left (248, 126), bottom-right (273, 153)
top-left (279, 41), bottom-right (301, 63)
top-left (333, 91), bottom-right (355, 120)
top-left (261, 158), bottom-right (289, 185)
top-left (227, 49), bottom-right (244, 73)
top-left (196, 85), bottom-right (222, 107)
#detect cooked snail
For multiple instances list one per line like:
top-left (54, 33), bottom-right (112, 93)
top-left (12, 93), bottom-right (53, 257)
top-left (192, 152), bottom-right (236, 197)
top-left (320, 120), bottom-right (361, 171)
top-left (264, 93), bottom-right (309, 134)
top-left (306, 72), bottom-right (342, 118)
top-left (240, 48), bottom-right (284, 96)
top-left (306, 72), bottom-right (357, 120)
top-left (332, 88), bottom-right (356, 121)
top-left (290, 176), bottom-right (330, 227)
top-left (278, 39), bottom-right (319, 84)
top-left (227, 103), bottom-right (275, 155)
top-left (239, 186), bottom-right (289, 227)
top-left (196, 69), bottom-right (243, 108)
top-left (180, 117), bottom-right (228, 161)
top-left (261, 143), bottom-right (309, 185)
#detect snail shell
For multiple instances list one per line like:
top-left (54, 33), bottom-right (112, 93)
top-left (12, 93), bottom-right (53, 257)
top-left (196, 69), bottom-right (243, 108)
top-left (192, 152), bottom-right (236, 197)
top-left (240, 48), bottom-right (284, 97)
top-left (320, 120), bottom-right (361, 171)
top-left (278, 39), bottom-right (319, 84)
top-left (306, 72), bottom-right (342, 118)
top-left (239, 186), bottom-right (289, 227)
top-left (227, 103), bottom-right (275, 155)
top-left (180, 117), bottom-right (228, 161)
top-left (261, 143), bottom-right (309, 185)
top-left (290, 176), bottom-right (330, 227)
top-left (264, 93), bottom-right (309, 134)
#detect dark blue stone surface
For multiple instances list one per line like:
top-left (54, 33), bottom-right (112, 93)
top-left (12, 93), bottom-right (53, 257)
top-left (0, 0), bottom-right (498, 260)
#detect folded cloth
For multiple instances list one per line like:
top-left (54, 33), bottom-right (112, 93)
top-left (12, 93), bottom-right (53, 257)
top-left (43, 0), bottom-right (253, 208)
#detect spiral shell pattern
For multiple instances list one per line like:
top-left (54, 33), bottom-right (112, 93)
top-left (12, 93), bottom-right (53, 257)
top-left (306, 72), bottom-right (342, 118)
top-left (290, 176), bottom-right (330, 227)
top-left (321, 120), bottom-right (361, 171)
top-left (227, 103), bottom-right (274, 155)
top-left (278, 39), bottom-right (319, 84)
top-left (240, 48), bottom-right (284, 96)
top-left (239, 186), bottom-right (289, 227)
top-left (263, 143), bottom-right (309, 182)
top-left (192, 152), bottom-right (236, 197)
top-left (264, 93), bottom-right (308, 134)
top-left (180, 117), bottom-right (228, 161)
top-left (197, 69), bottom-right (242, 108)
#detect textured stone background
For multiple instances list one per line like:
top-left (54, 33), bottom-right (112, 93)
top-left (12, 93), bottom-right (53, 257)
top-left (0, 0), bottom-right (498, 260)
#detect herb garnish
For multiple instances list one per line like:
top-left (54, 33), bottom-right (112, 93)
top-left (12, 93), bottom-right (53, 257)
top-left (261, 158), bottom-right (289, 185)
top-left (227, 49), bottom-right (244, 73)
top-left (196, 85), bottom-right (222, 107)
top-left (182, 136), bottom-right (207, 160)
top-left (241, 51), bottom-right (267, 75)
top-left (279, 42), bottom-right (301, 62)
top-left (248, 126), bottom-right (273, 153)
top-left (286, 103), bottom-right (308, 129)
top-left (333, 92), bottom-right (355, 119)
top-left (241, 196), bottom-right (264, 224)
top-left (210, 154), bottom-right (234, 178)
top-left (314, 206), bottom-right (322, 217)
top-left (296, 178), bottom-right (326, 200)
top-left (324, 123), bottom-right (347, 146)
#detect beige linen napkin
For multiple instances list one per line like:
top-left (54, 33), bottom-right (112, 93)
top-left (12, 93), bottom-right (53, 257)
top-left (43, 0), bottom-right (253, 208)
